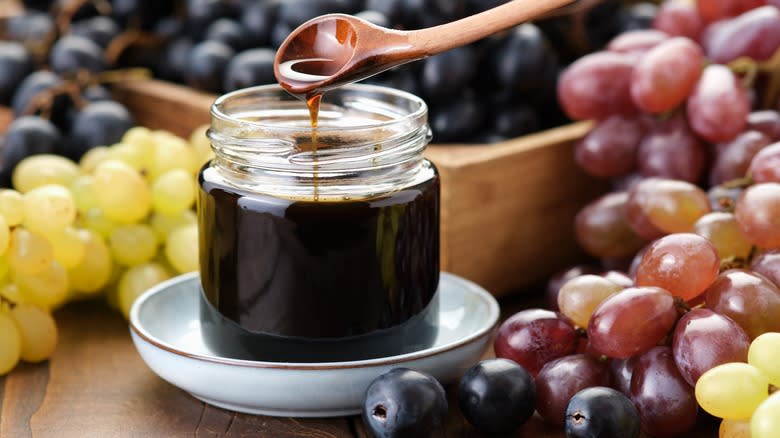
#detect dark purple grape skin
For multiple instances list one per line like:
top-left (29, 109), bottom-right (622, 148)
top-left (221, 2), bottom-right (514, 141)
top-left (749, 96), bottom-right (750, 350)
top-left (610, 358), bottom-right (635, 396)
top-left (186, 40), bottom-right (235, 93)
top-left (489, 23), bottom-right (559, 96)
top-left (546, 265), bottom-right (601, 311)
top-left (420, 46), bottom-right (477, 101)
top-left (747, 110), bottom-right (780, 141)
top-left (494, 309), bottom-right (579, 377)
top-left (0, 42), bottom-right (34, 105)
top-left (69, 16), bottom-right (121, 48)
top-left (112, 0), bottom-right (176, 30)
top-left (277, 0), bottom-right (355, 28)
top-left (565, 386), bottom-right (641, 438)
top-left (362, 368), bottom-right (447, 438)
top-left (65, 101), bottom-right (134, 161)
top-left (4, 11), bottom-right (55, 46)
top-left (637, 115), bottom-right (707, 183)
top-left (48, 35), bottom-right (105, 75)
top-left (703, 6), bottom-right (780, 64)
top-left (157, 37), bottom-right (193, 83)
top-left (490, 103), bottom-right (539, 139)
top-left (672, 308), bottom-right (750, 386)
top-left (752, 250), bottom-right (780, 287)
top-left (429, 94), bottom-right (485, 143)
top-left (240, 1), bottom-right (279, 47)
top-left (223, 48), bottom-right (276, 92)
top-left (710, 130), bottom-right (772, 186)
top-left (535, 354), bottom-right (612, 426)
top-left (204, 18), bottom-right (250, 52)
top-left (457, 359), bottom-right (536, 435)
top-left (0, 116), bottom-right (61, 186)
top-left (630, 347), bottom-right (698, 438)
top-left (185, 0), bottom-right (238, 38)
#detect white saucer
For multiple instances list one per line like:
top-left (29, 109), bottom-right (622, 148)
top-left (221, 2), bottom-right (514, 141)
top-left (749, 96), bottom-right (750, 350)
top-left (129, 271), bottom-right (499, 418)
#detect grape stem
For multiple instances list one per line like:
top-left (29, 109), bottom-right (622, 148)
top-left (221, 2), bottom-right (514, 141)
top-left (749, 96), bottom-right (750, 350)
top-left (673, 297), bottom-right (692, 313)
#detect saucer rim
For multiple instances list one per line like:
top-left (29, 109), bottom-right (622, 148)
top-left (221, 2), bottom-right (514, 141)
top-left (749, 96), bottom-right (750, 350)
top-left (129, 271), bottom-right (500, 370)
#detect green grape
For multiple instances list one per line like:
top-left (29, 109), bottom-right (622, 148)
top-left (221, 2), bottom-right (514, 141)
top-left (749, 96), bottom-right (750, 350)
top-left (189, 124), bottom-right (214, 169)
top-left (748, 332), bottom-right (780, 387)
top-left (15, 260), bottom-right (69, 310)
top-left (557, 274), bottom-right (624, 328)
top-left (149, 133), bottom-right (197, 180)
top-left (693, 212), bottom-right (753, 260)
top-left (69, 175), bottom-right (98, 214)
top-left (48, 227), bottom-right (86, 269)
top-left (0, 256), bottom-right (9, 283)
top-left (695, 363), bottom-right (769, 420)
top-left (103, 262), bottom-right (124, 310)
top-left (10, 303), bottom-right (57, 362)
top-left (79, 146), bottom-right (110, 173)
top-left (165, 224), bottom-right (198, 274)
top-left (0, 283), bottom-right (22, 304)
top-left (151, 169), bottom-right (195, 216)
top-left (149, 210), bottom-right (197, 241)
top-left (68, 229), bottom-right (112, 296)
top-left (108, 224), bottom-right (158, 266)
top-left (79, 207), bottom-right (116, 239)
top-left (719, 419), bottom-right (751, 438)
top-left (121, 126), bottom-right (155, 168)
top-left (12, 154), bottom-right (80, 193)
top-left (107, 142), bottom-right (148, 171)
top-left (0, 189), bottom-right (24, 226)
top-left (22, 184), bottom-right (76, 235)
top-left (118, 262), bottom-right (170, 319)
top-left (752, 391), bottom-right (780, 438)
top-left (0, 214), bottom-right (9, 256)
top-left (0, 312), bottom-right (22, 375)
top-left (7, 228), bottom-right (54, 276)
top-left (93, 160), bottom-right (151, 224)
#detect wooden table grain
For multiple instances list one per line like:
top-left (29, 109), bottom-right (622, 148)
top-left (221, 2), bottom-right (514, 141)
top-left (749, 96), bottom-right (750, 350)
top-left (0, 297), bottom-right (719, 438)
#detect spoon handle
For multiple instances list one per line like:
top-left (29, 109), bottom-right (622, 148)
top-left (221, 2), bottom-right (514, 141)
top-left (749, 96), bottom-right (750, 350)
top-left (408, 0), bottom-right (578, 57)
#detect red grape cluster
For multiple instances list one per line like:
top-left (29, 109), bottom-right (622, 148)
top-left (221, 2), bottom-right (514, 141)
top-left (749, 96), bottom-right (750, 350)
top-left (496, 0), bottom-right (780, 436)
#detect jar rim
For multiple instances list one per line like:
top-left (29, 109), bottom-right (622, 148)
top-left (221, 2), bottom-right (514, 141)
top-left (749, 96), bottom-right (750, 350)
top-left (210, 83), bottom-right (428, 133)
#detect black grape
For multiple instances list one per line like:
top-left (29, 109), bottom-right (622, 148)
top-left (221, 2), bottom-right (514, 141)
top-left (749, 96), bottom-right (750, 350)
top-left (204, 18), bottom-right (251, 51)
top-left (69, 16), bottom-right (121, 49)
top-left (187, 40), bottom-right (235, 93)
top-left (49, 35), bottom-right (105, 75)
top-left (223, 48), bottom-right (276, 92)
top-left (112, 0), bottom-right (176, 29)
top-left (0, 116), bottom-right (61, 186)
top-left (157, 37), bottom-right (194, 83)
top-left (355, 10), bottom-right (391, 28)
top-left (430, 93), bottom-right (486, 143)
top-left (11, 71), bottom-right (65, 118)
top-left (490, 23), bottom-right (559, 95)
top-left (278, 0), bottom-right (355, 28)
top-left (240, 1), bottom-right (279, 47)
top-left (0, 42), bottom-right (34, 105)
top-left (4, 12), bottom-right (56, 47)
top-left (65, 101), bottom-right (135, 161)
top-left (420, 46), bottom-right (477, 101)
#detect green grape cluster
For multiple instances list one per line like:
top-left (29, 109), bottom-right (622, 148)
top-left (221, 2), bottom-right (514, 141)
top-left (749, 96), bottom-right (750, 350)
top-left (0, 125), bottom-right (212, 377)
top-left (695, 333), bottom-right (780, 438)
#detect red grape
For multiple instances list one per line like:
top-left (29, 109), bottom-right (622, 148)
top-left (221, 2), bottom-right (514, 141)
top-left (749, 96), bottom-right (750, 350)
top-left (575, 192), bottom-right (648, 259)
top-left (494, 309), bottom-right (578, 377)
top-left (749, 142), bottom-right (780, 183)
top-left (672, 308), bottom-right (751, 386)
top-left (637, 115), bottom-right (706, 183)
top-left (703, 6), bottom-right (780, 63)
top-left (625, 178), bottom-right (711, 238)
top-left (575, 115), bottom-right (644, 178)
top-left (610, 358), bottom-right (635, 396)
top-left (653, 0), bottom-right (705, 40)
top-left (607, 30), bottom-right (670, 55)
top-left (696, 0), bottom-right (767, 23)
top-left (751, 249), bottom-right (780, 287)
top-left (686, 64), bottom-right (750, 143)
top-left (630, 37), bottom-right (704, 114)
top-left (635, 233), bottom-right (720, 301)
top-left (558, 275), bottom-right (624, 328)
top-left (747, 110), bottom-right (780, 141)
top-left (535, 354), bottom-right (611, 426)
top-left (709, 130), bottom-right (772, 186)
top-left (602, 270), bottom-right (634, 288)
top-left (705, 269), bottom-right (780, 338)
top-left (588, 287), bottom-right (677, 359)
top-left (630, 346), bottom-right (698, 438)
top-left (734, 182), bottom-right (780, 248)
top-left (693, 212), bottom-right (753, 259)
top-left (557, 52), bottom-right (636, 121)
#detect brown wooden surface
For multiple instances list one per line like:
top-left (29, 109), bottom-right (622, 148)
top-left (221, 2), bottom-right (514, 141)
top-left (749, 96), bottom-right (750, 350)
top-left (112, 79), bottom-right (608, 297)
top-left (0, 297), bottom-right (720, 437)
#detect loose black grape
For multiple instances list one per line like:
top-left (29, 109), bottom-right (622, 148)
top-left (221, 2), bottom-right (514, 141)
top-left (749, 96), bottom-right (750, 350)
top-left (490, 23), bottom-right (559, 95)
top-left (49, 35), bottom-right (105, 75)
top-left (0, 42), bottom-right (34, 105)
top-left (21, 0), bottom-right (54, 11)
top-left (565, 387), bottom-right (641, 438)
top-left (490, 103), bottom-right (540, 138)
top-left (4, 12), bottom-right (56, 46)
top-left (65, 101), bottom-right (135, 161)
top-left (205, 18), bottom-right (251, 52)
top-left (11, 71), bottom-right (64, 117)
top-left (458, 358), bottom-right (536, 435)
top-left (157, 37), bottom-right (194, 83)
top-left (223, 48), bottom-right (276, 92)
top-left (0, 116), bottom-right (61, 186)
top-left (153, 17), bottom-right (185, 40)
top-left (240, 1), bottom-right (279, 47)
top-left (430, 94), bottom-right (485, 142)
top-left (112, 0), bottom-right (176, 29)
top-left (585, 0), bottom-right (627, 49)
top-left (278, 0), bottom-right (354, 28)
top-left (362, 368), bottom-right (447, 438)
top-left (186, 40), bottom-right (235, 93)
top-left (270, 22), bottom-right (294, 50)
top-left (69, 16), bottom-right (121, 48)
top-left (185, 0), bottom-right (238, 38)
top-left (420, 46), bottom-right (477, 101)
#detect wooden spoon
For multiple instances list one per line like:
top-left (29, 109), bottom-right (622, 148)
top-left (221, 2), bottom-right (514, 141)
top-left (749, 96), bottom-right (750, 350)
top-left (274, 0), bottom-right (577, 98)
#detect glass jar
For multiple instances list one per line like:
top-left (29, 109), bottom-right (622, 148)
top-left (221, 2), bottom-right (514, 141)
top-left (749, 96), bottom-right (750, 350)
top-left (198, 84), bottom-right (440, 362)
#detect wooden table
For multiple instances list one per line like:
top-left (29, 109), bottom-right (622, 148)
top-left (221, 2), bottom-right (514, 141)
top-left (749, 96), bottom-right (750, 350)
top-left (0, 296), bottom-right (721, 437)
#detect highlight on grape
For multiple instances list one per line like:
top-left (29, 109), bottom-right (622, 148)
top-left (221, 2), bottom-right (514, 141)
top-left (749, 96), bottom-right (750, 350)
top-left (0, 125), bottom-right (210, 377)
